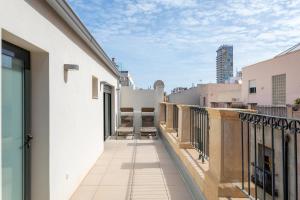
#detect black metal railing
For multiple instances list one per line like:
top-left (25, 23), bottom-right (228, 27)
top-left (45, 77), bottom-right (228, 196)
top-left (190, 107), bottom-right (209, 162)
top-left (173, 104), bottom-right (179, 136)
top-left (239, 112), bottom-right (300, 200)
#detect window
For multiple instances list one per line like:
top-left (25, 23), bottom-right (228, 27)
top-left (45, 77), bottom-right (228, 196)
top-left (251, 144), bottom-right (277, 196)
top-left (249, 79), bottom-right (256, 94)
top-left (272, 74), bottom-right (286, 105)
top-left (92, 76), bottom-right (98, 99)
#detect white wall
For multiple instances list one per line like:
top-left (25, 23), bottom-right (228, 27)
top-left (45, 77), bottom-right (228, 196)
top-left (0, 1), bottom-right (119, 200)
top-left (120, 85), bottom-right (164, 131)
top-left (0, 29), bottom-right (2, 200)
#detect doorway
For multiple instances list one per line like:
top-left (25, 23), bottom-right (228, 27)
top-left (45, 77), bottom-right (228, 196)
top-left (103, 85), bottom-right (112, 141)
top-left (1, 41), bottom-right (31, 200)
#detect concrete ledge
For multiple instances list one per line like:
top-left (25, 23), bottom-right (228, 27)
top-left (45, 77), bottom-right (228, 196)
top-left (159, 123), bottom-right (246, 200)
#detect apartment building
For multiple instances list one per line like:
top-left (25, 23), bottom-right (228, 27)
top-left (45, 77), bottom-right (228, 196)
top-left (216, 45), bottom-right (233, 83)
top-left (198, 83), bottom-right (242, 108)
top-left (242, 43), bottom-right (300, 106)
top-left (168, 83), bottom-right (241, 107)
top-left (119, 70), bottom-right (135, 88)
top-left (0, 1), bottom-right (120, 199)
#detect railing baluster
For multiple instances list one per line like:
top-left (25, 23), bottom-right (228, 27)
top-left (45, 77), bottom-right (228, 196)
top-left (203, 110), bottom-right (206, 161)
top-left (201, 110), bottom-right (204, 163)
top-left (293, 124), bottom-right (298, 200)
top-left (241, 118), bottom-right (245, 190)
top-left (194, 109), bottom-right (197, 149)
top-left (271, 118), bottom-right (275, 200)
top-left (189, 107), bottom-right (209, 162)
top-left (247, 120), bottom-right (251, 196)
top-left (197, 109), bottom-right (200, 159)
top-left (262, 118), bottom-right (266, 200)
top-left (254, 122), bottom-right (258, 200)
top-left (284, 134), bottom-right (289, 200)
top-left (281, 125), bottom-right (287, 200)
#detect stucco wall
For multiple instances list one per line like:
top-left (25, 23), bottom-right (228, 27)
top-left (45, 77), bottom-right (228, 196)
top-left (168, 84), bottom-right (241, 107)
top-left (199, 84), bottom-right (241, 107)
top-left (0, 29), bottom-right (2, 200)
top-left (0, 1), bottom-right (119, 200)
top-left (120, 85), bottom-right (164, 131)
top-left (242, 50), bottom-right (300, 105)
top-left (168, 86), bottom-right (201, 105)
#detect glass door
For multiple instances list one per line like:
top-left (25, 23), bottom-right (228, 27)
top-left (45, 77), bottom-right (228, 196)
top-left (103, 85), bottom-right (112, 141)
top-left (1, 41), bottom-right (31, 200)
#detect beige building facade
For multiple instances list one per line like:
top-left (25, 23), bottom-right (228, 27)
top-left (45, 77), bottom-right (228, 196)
top-left (168, 83), bottom-right (241, 108)
top-left (198, 83), bottom-right (242, 107)
top-left (242, 47), bottom-right (300, 106)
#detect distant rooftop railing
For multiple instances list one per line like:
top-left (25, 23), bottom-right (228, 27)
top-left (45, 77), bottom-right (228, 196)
top-left (256, 105), bottom-right (287, 117)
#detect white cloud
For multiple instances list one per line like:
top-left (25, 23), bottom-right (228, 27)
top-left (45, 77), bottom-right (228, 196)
top-left (67, 0), bottom-right (300, 91)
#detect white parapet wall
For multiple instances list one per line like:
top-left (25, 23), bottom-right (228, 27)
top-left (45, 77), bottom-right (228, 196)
top-left (120, 81), bottom-right (165, 132)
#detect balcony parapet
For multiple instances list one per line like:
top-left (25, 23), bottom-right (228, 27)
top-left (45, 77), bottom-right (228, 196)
top-left (159, 103), bottom-right (253, 199)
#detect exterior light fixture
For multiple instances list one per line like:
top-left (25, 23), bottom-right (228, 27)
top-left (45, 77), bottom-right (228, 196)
top-left (64, 64), bottom-right (79, 71)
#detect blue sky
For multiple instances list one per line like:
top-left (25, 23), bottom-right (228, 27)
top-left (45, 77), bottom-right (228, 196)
top-left (67, 0), bottom-right (300, 92)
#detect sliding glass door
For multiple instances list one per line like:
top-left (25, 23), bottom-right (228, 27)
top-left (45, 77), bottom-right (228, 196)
top-left (2, 41), bottom-right (31, 200)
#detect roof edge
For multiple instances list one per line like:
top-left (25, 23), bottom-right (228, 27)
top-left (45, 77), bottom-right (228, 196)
top-left (46, 0), bottom-right (120, 77)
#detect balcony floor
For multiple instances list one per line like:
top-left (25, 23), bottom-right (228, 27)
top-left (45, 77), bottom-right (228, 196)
top-left (71, 137), bottom-right (193, 200)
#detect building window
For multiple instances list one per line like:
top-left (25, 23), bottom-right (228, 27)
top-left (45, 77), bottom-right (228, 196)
top-left (92, 76), bottom-right (98, 99)
top-left (249, 79), bottom-right (256, 94)
top-left (251, 144), bottom-right (277, 196)
top-left (272, 74), bottom-right (286, 105)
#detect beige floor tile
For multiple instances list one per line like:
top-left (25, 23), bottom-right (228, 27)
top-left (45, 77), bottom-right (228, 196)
top-left (100, 172), bottom-right (133, 186)
top-left (92, 186), bottom-right (130, 200)
top-left (72, 138), bottom-right (193, 200)
top-left (89, 166), bottom-right (107, 174)
top-left (131, 184), bottom-right (168, 199)
top-left (70, 186), bottom-right (97, 200)
top-left (133, 174), bottom-right (165, 185)
top-left (81, 173), bottom-right (103, 186)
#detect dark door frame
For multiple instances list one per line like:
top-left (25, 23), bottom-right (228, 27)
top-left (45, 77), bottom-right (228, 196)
top-left (2, 40), bottom-right (31, 200)
top-left (103, 85), bottom-right (112, 141)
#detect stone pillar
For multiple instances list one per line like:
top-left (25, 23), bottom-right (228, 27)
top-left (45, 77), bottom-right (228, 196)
top-left (159, 103), bottom-right (166, 123)
top-left (177, 105), bottom-right (193, 148)
top-left (165, 103), bottom-right (174, 130)
top-left (207, 108), bottom-right (244, 183)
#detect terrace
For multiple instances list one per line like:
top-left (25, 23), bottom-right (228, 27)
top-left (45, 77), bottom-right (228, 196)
top-left (71, 102), bottom-right (300, 199)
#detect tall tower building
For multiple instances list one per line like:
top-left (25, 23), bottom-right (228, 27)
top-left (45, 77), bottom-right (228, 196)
top-left (216, 45), bottom-right (233, 83)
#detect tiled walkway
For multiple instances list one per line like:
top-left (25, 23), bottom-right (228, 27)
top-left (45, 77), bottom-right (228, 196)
top-left (71, 138), bottom-right (193, 200)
